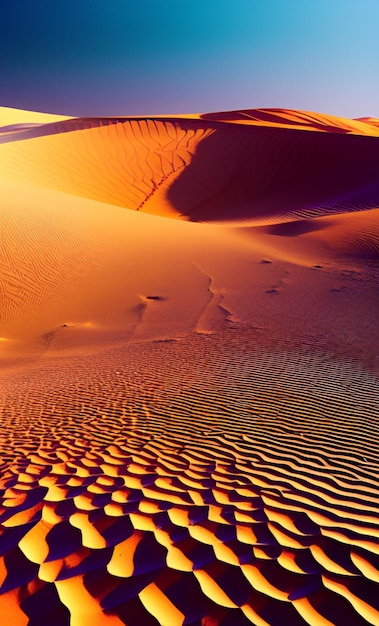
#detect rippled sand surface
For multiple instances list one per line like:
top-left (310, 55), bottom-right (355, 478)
top-left (0, 107), bottom-right (378, 625)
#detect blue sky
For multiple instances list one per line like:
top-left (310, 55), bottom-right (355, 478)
top-left (1, 0), bottom-right (378, 117)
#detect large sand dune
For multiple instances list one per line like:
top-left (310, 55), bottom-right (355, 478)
top-left (0, 106), bottom-right (378, 625)
top-left (1, 106), bottom-right (379, 223)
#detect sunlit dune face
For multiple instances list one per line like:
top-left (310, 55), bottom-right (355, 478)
top-left (355, 117), bottom-right (379, 129)
top-left (0, 173), bottom-right (244, 357)
top-left (0, 106), bottom-right (378, 625)
top-left (201, 107), bottom-right (379, 136)
top-left (1, 106), bottom-right (378, 224)
top-left (0, 106), bottom-right (72, 127)
top-left (0, 117), bottom-right (214, 219)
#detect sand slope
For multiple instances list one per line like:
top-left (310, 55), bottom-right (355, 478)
top-left (0, 106), bottom-right (378, 625)
top-left (1, 107), bottom-right (379, 223)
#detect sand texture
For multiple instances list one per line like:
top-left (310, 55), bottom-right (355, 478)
top-left (1, 107), bottom-right (379, 223)
top-left (0, 106), bottom-right (378, 625)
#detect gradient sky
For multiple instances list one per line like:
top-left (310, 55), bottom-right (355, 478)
top-left (1, 0), bottom-right (378, 118)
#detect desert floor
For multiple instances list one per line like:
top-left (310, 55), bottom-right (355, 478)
top-left (0, 107), bottom-right (378, 625)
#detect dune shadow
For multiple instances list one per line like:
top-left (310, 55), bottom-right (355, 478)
top-left (0, 116), bottom-right (130, 145)
top-left (166, 124), bottom-right (379, 223)
top-left (257, 219), bottom-right (332, 236)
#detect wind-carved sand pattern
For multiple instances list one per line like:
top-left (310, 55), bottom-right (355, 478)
top-left (0, 340), bottom-right (378, 626)
top-left (0, 206), bottom-right (96, 328)
top-left (0, 106), bottom-right (378, 625)
top-left (0, 116), bottom-right (215, 219)
top-left (1, 107), bottom-right (379, 223)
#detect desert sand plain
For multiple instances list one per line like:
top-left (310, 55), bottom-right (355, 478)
top-left (0, 106), bottom-right (378, 625)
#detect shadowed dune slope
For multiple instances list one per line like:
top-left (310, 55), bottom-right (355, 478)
top-left (253, 208), bottom-right (379, 261)
top-left (1, 107), bottom-right (379, 223)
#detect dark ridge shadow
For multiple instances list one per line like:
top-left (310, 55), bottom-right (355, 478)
top-left (166, 124), bottom-right (379, 222)
top-left (0, 115), bottom-right (216, 145)
top-left (20, 582), bottom-right (71, 626)
top-left (257, 219), bottom-right (332, 236)
top-left (0, 116), bottom-right (125, 144)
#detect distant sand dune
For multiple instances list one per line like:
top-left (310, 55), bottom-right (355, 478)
top-left (355, 117), bottom-right (379, 130)
top-left (0, 106), bottom-right (72, 127)
top-left (1, 107), bottom-right (378, 223)
top-left (201, 108), bottom-right (379, 136)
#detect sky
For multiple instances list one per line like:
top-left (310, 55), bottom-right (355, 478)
top-left (0, 0), bottom-right (378, 118)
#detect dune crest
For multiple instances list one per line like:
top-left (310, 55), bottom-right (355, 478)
top-left (201, 107), bottom-right (379, 135)
top-left (1, 106), bottom-right (378, 224)
top-left (0, 106), bottom-right (73, 127)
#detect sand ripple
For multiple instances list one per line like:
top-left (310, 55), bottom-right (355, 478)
top-left (0, 334), bottom-right (378, 625)
top-left (1, 105), bottom-right (378, 624)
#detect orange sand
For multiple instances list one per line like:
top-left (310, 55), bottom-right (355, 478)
top-left (0, 106), bottom-right (378, 625)
top-left (1, 106), bottom-right (379, 223)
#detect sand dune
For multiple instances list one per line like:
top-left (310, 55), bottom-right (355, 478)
top-left (250, 208), bottom-right (379, 262)
top-left (1, 106), bottom-right (379, 223)
top-left (201, 108), bottom-right (379, 135)
top-left (355, 117), bottom-right (379, 130)
top-left (0, 106), bottom-right (72, 129)
top-left (0, 106), bottom-right (378, 625)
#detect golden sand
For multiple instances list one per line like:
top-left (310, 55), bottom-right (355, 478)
top-left (1, 107), bottom-right (379, 224)
top-left (0, 106), bottom-right (378, 625)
